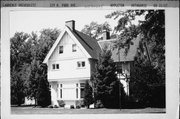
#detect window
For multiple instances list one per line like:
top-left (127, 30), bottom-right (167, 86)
top-left (80, 83), bottom-right (85, 98)
top-left (116, 63), bottom-right (122, 74)
top-left (72, 44), bottom-right (77, 52)
top-left (56, 64), bottom-right (59, 69)
top-left (77, 61), bottom-right (85, 68)
top-left (59, 46), bottom-right (63, 54)
top-left (52, 64), bottom-right (60, 70)
top-left (52, 64), bottom-right (56, 69)
top-left (82, 62), bottom-right (85, 67)
top-left (76, 83), bottom-right (78, 99)
top-left (60, 84), bottom-right (62, 98)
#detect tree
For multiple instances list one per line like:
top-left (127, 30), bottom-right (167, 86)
top-left (106, 10), bottom-right (165, 74)
top-left (37, 28), bottom-right (60, 62)
top-left (93, 47), bottom-right (123, 108)
top-left (83, 80), bottom-right (93, 108)
top-left (81, 21), bottom-right (112, 40)
top-left (11, 69), bottom-right (25, 106)
top-left (10, 28), bottom-right (60, 106)
top-left (10, 32), bottom-right (31, 105)
top-left (37, 64), bottom-right (51, 107)
top-left (26, 28), bottom-right (60, 105)
top-left (130, 62), bottom-right (165, 107)
top-left (106, 10), bottom-right (165, 107)
top-left (27, 59), bottom-right (40, 105)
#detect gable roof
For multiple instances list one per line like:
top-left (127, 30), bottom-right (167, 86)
top-left (68, 28), bottom-right (101, 59)
top-left (98, 34), bottom-right (142, 62)
top-left (43, 22), bottom-right (141, 64)
top-left (43, 26), bottom-right (101, 64)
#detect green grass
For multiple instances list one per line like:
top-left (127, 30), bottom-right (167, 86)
top-left (11, 106), bottom-right (165, 114)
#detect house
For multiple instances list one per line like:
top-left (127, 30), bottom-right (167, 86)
top-left (43, 20), bottom-right (141, 107)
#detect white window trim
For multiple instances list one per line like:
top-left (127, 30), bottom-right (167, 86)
top-left (72, 44), bottom-right (77, 52)
top-left (80, 83), bottom-right (85, 99)
top-left (77, 61), bottom-right (86, 69)
top-left (59, 46), bottom-right (63, 54)
top-left (52, 63), bottom-right (60, 70)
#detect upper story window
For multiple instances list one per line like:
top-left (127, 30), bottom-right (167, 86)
top-left (52, 64), bottom-right (56, 69)
top-left (77, 61), bottom-right (85, 68)
top-left (116, 63), bottom-right (122, 74)
top-left (59, 46), bottom-right (63, 54)
top-left (52, 64), bottom-right (59, 70)
top-left (72, 44), bottom-right (77, 52)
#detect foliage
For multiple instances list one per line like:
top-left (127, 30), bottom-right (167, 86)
top-left (106, 10), bottom-right (165, 108)
top-left (93, 47), bottom-right (124, 108)
top-left (37, 64), bottom-right (51, 107)
top-left (10, 32), bottom-right (31, 106)
top-left (10, 28), bottom-right (60, 106)
top-left (106, 10), bottom-right (165, 73)
top-left (94, 100), bottom-right (104, 108)
top-left (57, 100), bottom-right (66, 107)
top-left (81, 21), bottom-right (112, 40)
top-left (11, 69), bottom-right (25, 105)
top-left (83, 80), bottom-right (94, 108)
top-left (27, 60), bottom-right (40, 105)
top-left (75, 100), bottom-right (85, 108)
top-left (70, 105), bottom-right (75, 109)
top-left (48, 105), bottom-right (53, 108)
top-left (130, 61), bottom-right (165, 107)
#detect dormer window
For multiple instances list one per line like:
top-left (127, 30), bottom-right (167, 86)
top-left (72, 44), bottom-right (77, 52)
top-left (59, 46), bottom-right (63, 54)
top-left (77, 61), bottom-right (85, 68)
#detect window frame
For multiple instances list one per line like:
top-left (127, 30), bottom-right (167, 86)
top-left (80, 83), bottom-right (85, 98)
top-left (52, 63), bottom-right (60, 70)
top-left (56, 64), bottom-right (59, 69)
top-left (72, 44), bottom-right (77, 52)
top-left (76, 83), bottom-right (78, 99)
top-left (59, 46), bottom-right (63, 54)
top-left (52, 64), bottom-right (56, 69)
top-left (60, 84), bottom-right (62, 99)
top-left (77, 61), bottom-right (86, 68)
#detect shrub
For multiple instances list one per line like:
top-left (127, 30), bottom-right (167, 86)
top-left (57, 100), bottom-right (65, 107)
top-left (70, 105), bottom-right (74, 109)
top-left (84, 81), bottom-right (94, 108)
top-left (48, 105), bottom-right (53, 108)
top-left (130, 63), bottom-right (165, 108)
top-left (54, 105), bottom-right (59, 108)
top-left (75, 100), bottom-right (85, 108)
top-left (95, 100), bottom-right (104, 108)
top-left (76, 105), bottom-right (81, 109)
top-left (37, 73), bottom-right (51, 107)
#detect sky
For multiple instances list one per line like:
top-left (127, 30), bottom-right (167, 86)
top-left (10, 9), bottom-right (119, 37)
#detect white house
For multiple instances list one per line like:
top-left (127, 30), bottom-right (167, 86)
top-left (43, 20), bottom-right (141, 107)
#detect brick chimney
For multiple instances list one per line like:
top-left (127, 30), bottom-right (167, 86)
top-left (103, 30), bottom-right (110, 40)
top-left (65, 20), bottom-right (75, 31)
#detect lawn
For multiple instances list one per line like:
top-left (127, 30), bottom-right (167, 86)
top-left (11, 106), bottom-right (165, 114)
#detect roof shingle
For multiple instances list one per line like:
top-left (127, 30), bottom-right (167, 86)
top-left (69, 28), bottom-right (101, 59)
top-left (98, 34), bottom-right (142, 62)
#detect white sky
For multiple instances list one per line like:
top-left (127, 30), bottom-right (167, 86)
top-left (10, 9), bottom-right (145, 38)
top-left (10, 9), bottom-right (118, 37)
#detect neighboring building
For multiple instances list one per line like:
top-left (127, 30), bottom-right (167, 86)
top-left (43, 20), bottom-right (141, 107)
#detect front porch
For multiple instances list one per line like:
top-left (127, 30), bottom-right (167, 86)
top-left (50, 80), bottom-right (86, 107)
